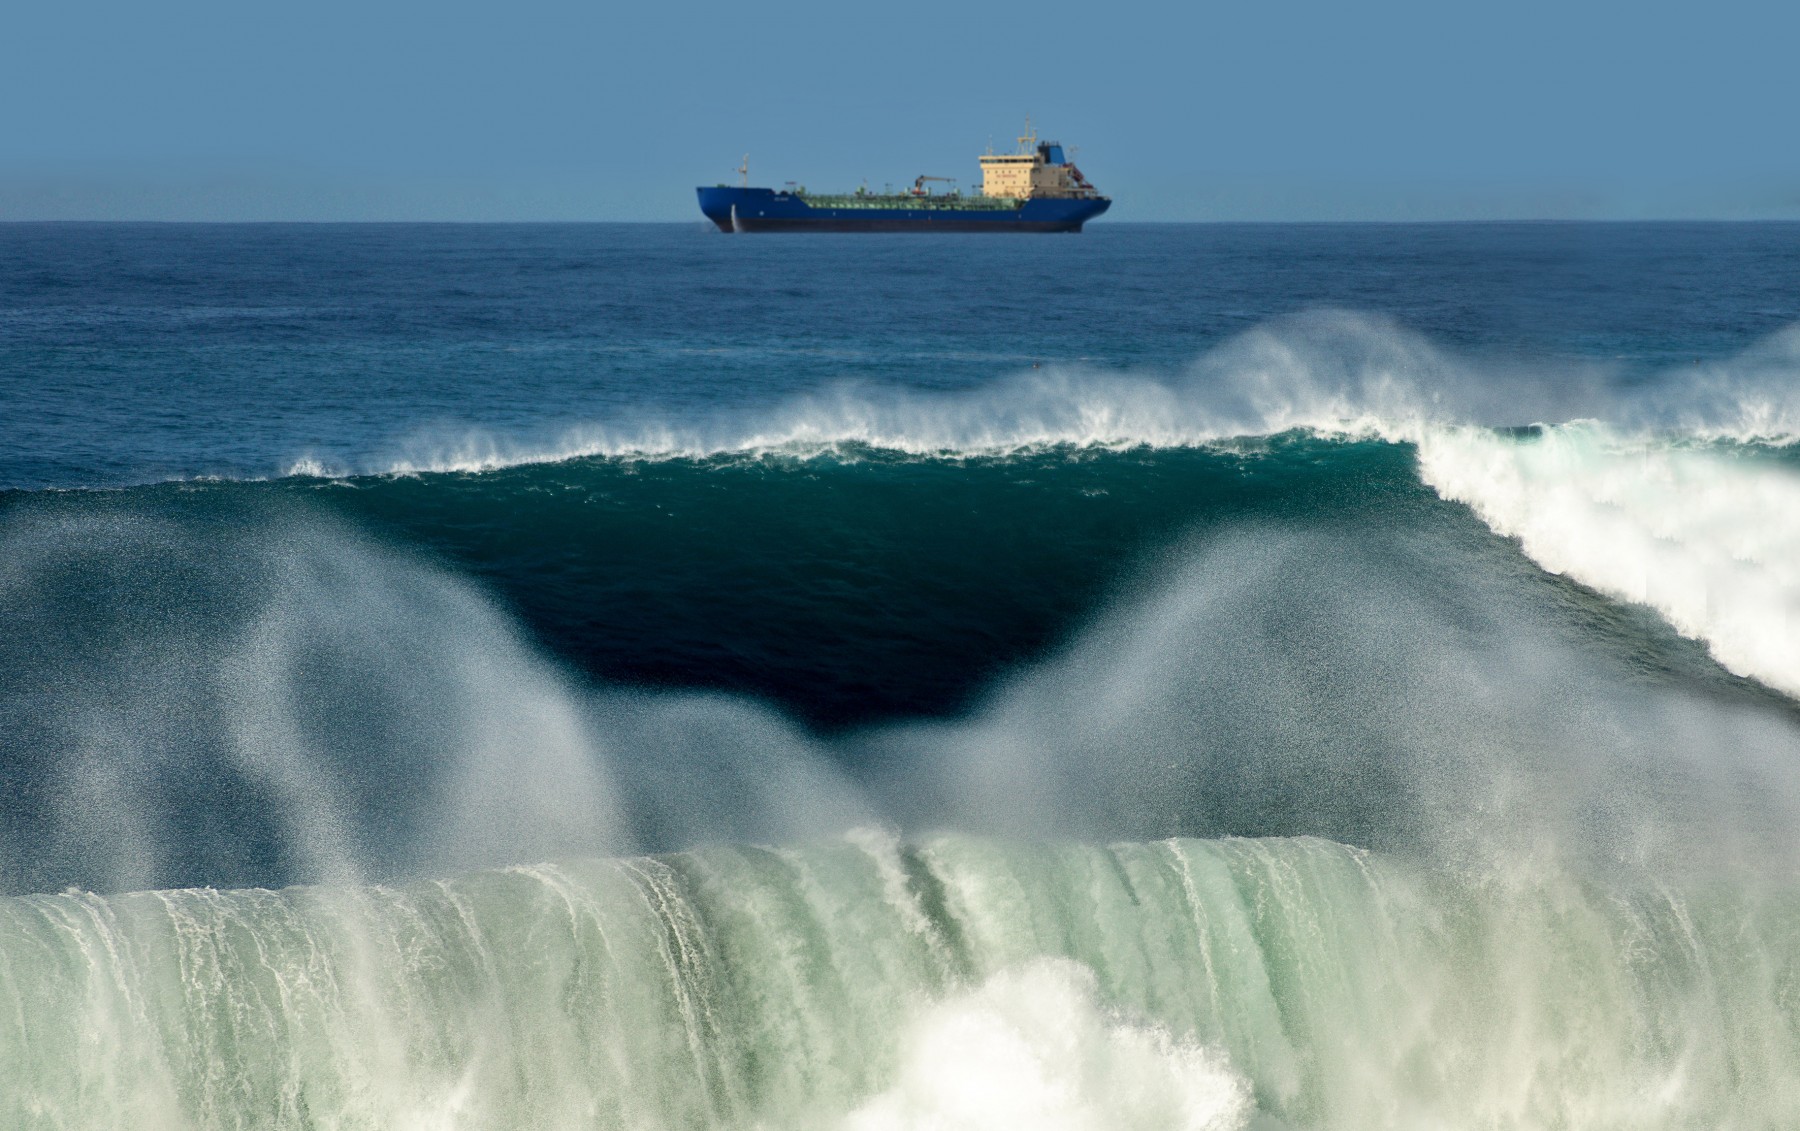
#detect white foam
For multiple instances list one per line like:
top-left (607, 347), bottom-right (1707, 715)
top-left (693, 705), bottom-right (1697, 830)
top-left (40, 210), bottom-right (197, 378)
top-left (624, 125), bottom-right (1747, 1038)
top-left (1417, 422), bottom-right (1800, 697)
top-left (281, 455), bottom-right (349, 479)
top-left (842, 959), bottom-right (1250, 1131)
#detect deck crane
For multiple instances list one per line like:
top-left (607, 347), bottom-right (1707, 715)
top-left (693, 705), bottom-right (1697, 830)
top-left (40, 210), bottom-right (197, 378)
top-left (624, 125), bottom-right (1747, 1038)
top-left (909, 175), bottom-right (957, 196)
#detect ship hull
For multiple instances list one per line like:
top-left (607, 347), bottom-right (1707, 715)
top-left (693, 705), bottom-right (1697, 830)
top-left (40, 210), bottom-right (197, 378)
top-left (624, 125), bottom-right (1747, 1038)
top-left (697, 187), bottom-right (1109, 233)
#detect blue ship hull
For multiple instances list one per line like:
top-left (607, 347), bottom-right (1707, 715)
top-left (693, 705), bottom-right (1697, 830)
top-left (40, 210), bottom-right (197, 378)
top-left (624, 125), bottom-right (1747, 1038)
top-left (696, 187), bottom-right (1109, 232)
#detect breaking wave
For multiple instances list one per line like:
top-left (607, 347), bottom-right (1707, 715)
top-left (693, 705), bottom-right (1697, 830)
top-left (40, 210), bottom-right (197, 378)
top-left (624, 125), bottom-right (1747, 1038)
top-left (273, 314), bottom-right (1800, 476)
top-left (1419, 423), bottom-right (1800, 698)
top-left (10, 834), bottom-right (1800, 1131)
top-left (12, 313), bottom-right (1800, 1126)
top-left (272, 314), bottom-right (1800, 716)
top-left (10, 445), bottom-right (1800, 1125)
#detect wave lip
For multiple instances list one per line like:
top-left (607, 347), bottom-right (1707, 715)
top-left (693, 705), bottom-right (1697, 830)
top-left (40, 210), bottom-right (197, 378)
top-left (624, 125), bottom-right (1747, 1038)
top-left (1419, 421), bottom-right (1800, 698)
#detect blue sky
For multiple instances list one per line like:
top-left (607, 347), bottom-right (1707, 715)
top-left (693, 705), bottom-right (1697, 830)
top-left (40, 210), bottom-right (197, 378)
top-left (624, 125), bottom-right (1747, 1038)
top-left (4, 0), bottom-right (1796, 221)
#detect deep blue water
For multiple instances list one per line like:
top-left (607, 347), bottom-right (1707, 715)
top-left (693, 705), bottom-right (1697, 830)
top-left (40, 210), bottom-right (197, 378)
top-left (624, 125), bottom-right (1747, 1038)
top-left (6, 222), bottom-right (1800, 488)
top-left (9, 222), bottom-right (1800, 1127)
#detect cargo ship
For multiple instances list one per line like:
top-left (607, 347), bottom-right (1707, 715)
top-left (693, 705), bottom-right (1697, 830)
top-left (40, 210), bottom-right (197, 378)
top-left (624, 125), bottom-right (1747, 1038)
top-left (697, 123), bottom-right (1110, 233)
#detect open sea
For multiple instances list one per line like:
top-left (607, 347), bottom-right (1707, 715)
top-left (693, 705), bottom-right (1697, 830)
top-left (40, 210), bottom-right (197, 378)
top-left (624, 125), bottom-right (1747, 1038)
top-left (6, 220), bottom-right (1800, 1128)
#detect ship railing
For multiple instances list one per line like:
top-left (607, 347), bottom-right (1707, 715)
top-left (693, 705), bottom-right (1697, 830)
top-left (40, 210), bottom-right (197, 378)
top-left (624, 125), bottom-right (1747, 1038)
top-left (796, 194), bottom-right (1023, 211)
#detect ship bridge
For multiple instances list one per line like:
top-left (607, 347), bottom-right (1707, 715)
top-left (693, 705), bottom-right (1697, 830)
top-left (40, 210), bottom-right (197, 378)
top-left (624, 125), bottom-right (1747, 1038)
top-left (978, 121), bottom-right (1100, 200)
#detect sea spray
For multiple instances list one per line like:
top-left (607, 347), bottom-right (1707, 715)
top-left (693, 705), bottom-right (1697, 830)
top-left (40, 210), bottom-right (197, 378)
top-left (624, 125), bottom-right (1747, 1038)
top-left (267, 309), bottom-right (1796, 481)
top-left (0, 507), bottom-right (631, 893)
top-left (13, 460), bottom-right (1800, 885)
top-left (273, 313), bottom-right (1505, 477)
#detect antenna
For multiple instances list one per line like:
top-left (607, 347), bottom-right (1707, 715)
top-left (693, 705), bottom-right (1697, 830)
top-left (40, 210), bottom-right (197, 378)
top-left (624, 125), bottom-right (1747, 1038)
top-left (1018, 114), bottom-right (1035, 153)
top-left (737, 154), bottom-right (749, 187)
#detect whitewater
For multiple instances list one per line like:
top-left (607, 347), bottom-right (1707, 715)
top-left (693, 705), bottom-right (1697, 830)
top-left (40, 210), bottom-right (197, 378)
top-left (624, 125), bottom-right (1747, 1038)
top-left (16, 833), bottom-right (1800, 1130)
top-left (8, 222), bottom-right (1800, 1129)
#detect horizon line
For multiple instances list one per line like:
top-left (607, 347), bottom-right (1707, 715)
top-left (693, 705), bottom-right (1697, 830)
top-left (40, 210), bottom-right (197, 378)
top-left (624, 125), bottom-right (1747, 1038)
top-left (9, 217), bottom-right (1800, 227)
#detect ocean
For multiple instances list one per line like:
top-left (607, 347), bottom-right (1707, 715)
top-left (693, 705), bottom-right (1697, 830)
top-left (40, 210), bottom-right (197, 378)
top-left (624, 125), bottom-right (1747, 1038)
top-left (5, 220), bottom-right (1800, 1128)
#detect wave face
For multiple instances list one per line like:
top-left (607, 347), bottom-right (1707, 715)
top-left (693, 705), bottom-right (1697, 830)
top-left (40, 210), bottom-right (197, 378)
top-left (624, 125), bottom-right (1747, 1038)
top-left (12, 224), bottom-right (1800, 1127)
top-left (10, 833), bottom-right (1800, 1131)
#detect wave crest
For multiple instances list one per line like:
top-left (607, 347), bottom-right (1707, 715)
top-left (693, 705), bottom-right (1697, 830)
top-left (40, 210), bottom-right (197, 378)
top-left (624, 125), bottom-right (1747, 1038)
top-left (1419, 421), bottom-right (1800, 699)
top-left (276, 313), bottom-right (1549, 476)
top-left (277, 314), bottom-right (1800, 480)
